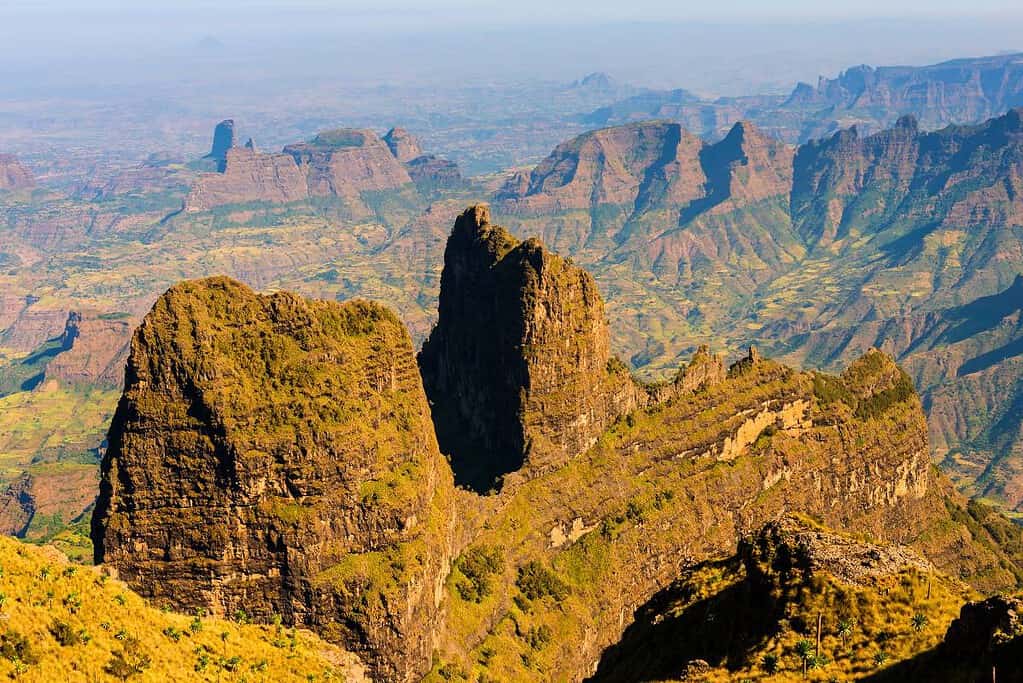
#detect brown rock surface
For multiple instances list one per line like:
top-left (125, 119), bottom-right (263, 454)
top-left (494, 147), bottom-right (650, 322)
top-left (184, 147), bottom-right (308, 212)
top-left (283, 128), bottom-right (413, 201)
top-left (418, 205), bottom-right (641, 491)
top-left (405, 154), bottom-right (462, 188)
top-left (0, 473), bottom-right (34, 537)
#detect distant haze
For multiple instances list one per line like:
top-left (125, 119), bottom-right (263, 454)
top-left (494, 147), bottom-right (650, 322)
top-left (1, 2), bottom-right (1022, 96)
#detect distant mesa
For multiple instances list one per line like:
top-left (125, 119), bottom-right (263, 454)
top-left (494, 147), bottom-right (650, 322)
top-left (571, 71), bottom-right (617, 90)
top-left (0, 154), bottom-right (35, 192)
top-left (184, 125), bottom-right (413, 213)
top-left (405, 154), bottom-right (462, 188)
top-left (585, 51), bottom-right (1023, 141)
top-left (185, 123), bottom-right (464, 212)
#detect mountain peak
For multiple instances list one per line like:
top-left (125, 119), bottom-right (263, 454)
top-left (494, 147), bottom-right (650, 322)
top-left (419, 206), bottom-right (639, 491)
top-left (92, 275), bottom-right (455, 681)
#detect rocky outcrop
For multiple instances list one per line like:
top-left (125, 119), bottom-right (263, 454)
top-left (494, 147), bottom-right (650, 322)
top-left (742, 516), bottom-right (932, 590)
top-left (0, 473), bottom-right (35, 537)
top-left (42, 311), bottom-right (132, 389)
top-left (184, 147), bottom-right (308, 211)
top-left (0, 154), bottom-right (35, 191)
top-left (383, 127), bottom-right (424, 163)
top-left (418, 204), bottom-right (640, 491)
top-left (91, 277), bottom-right (455, 682)
top-left (205, 119), bottom-right (236, 171)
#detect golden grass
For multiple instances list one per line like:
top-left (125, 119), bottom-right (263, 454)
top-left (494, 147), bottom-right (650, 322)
top-left (0, 536), bottom-right (363, 682)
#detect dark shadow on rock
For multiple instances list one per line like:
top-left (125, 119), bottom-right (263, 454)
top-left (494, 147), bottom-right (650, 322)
top-left (587, 560), bottom-right (783, 682)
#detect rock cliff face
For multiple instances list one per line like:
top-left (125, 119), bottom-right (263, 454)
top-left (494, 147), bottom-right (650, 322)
top-left (418, 205), bottom-right (640, 491)
top-left (184, 147), bottom-right (309, 212)
top-left (0, 473), bottom-right (34, 537)
top-left (383, 127), bottom-right (424, 163)
top-left (42, 311), bottom-right (132, 390)
top-left (91, 277), bottom-right (455, 682)
top-left (283, 128), bottom-right (413, 201)
top-left (495, 120), bottom-right (801, 323)
top-left (585, 52), bottom-right (1023, 144)
top-left (185, 128), bottom-right (415, 213)
top-left (0, 154), bottom-right (35, 192)
top-left (794, 53), bottom-right (1023, 133)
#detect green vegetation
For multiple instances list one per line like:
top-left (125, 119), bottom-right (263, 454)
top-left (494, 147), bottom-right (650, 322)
top-left (515, 561), bottom-right (569, 603)
top-left (454, 546), bottom-right (504, 603)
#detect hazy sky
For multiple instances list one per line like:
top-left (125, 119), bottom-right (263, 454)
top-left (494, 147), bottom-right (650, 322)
top-left (2, 0), bottom-right (1023, 95)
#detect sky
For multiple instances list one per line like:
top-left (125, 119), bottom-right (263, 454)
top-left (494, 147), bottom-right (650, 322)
top-left (2, 1), bottom-right (1022, 94)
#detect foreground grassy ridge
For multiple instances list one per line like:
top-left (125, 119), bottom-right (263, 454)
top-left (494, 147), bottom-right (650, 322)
top-left (646, 556), bottom-right (969, 681)
top-left (0, 536), bottom-right (362, 682)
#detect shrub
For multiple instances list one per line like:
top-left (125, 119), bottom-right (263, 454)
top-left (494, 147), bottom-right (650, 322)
top-left (105, 637), bottom-right (151, 679)
top-left (0, 630), bottom-right (38, 664)
top-left (524, 625), bottom-right (553, 651)
top-left (49, 619), bottom-right (81, 647)
top-left (454, 545), bottom-right (504, 603)
top-left (761, 653), bottom-right (779, 673)
top-left (911, 612), bottom-right (929, 631)
top-left (516, 561), bottom-right (569, 603)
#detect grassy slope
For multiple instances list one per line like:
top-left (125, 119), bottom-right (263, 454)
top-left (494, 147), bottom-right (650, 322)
top-left (0, 536), bottom-right (364, 682)
top-left (599, 553), bottom-right (970, 682)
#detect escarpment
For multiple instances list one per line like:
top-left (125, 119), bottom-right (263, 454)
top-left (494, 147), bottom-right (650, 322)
top-left (92, 207), bottom-right (1023, 682)
top-left (418, 204), bottom-right (641, 491)
top-left (91, 277), bottom-right (455, 682)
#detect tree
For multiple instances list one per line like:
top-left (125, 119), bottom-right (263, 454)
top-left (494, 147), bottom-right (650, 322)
top-left (911, 612), bottom-right (928, 632)
top-left (836, 618), bottom-right (855, 651)
top-left (795, 639), bottom-right (815, 678)
top-left (762, 653), bottom-right (779, 674)
top-left (105, 637), bottom-right (151, 680)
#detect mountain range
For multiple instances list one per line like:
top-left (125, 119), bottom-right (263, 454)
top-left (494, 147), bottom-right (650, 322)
top-left (586, 52), bottom-right (1023, 143)
top-left (85, 205), bottom-right (1023, 681)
